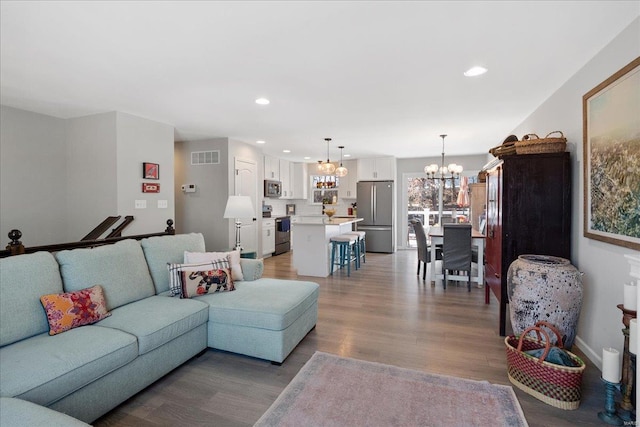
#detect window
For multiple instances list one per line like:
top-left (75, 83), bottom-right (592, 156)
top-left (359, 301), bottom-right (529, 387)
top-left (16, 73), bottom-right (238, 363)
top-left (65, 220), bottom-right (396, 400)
top-left (406, 174), bottom-right (479, 247)
top-left (311, 175), bottom-right (340, 204)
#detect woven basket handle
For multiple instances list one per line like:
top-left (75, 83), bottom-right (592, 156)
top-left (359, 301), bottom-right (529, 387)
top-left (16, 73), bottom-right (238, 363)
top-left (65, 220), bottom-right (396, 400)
top-left (522, 133), bottom-right (540, 141)
top-left (516, 325), bottom-right (553, 363)
top-left (545, 131), bottom-right (564, 139)
top-left (535, 321), bottom-right (565, 349)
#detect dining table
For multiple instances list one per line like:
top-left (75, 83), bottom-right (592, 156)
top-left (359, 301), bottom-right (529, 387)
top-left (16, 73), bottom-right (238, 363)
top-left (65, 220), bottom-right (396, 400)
top-left (427, 225), bottom-right (486, 285)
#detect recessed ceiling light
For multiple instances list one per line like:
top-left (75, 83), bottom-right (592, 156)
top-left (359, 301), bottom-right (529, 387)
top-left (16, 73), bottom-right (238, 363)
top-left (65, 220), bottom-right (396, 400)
top-left (255, 98), bottom-right (270, 105)
top-left (464, 66), bottom-right (487, 77)
top-left (256, 140), bottom-right (266, 144)
top-left (344, 154), bottom-right (351, 157)
top-left (283, 149), bottom-right (291, 153)
top-left (303, 156), bottom-right (311, 160)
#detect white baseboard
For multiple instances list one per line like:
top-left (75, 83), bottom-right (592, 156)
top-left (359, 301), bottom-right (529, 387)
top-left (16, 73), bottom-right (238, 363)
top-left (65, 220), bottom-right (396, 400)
top-left (574, 335), bottom-right (601, 370)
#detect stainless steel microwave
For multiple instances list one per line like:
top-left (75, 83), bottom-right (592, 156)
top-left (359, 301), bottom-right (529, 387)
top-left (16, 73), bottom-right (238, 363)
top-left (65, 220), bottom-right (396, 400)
top-left (264, 180), bottom-right (282, 198)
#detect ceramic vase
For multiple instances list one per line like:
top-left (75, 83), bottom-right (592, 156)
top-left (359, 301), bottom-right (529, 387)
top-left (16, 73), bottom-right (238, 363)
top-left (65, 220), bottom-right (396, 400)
top-left (507, 254), bottom-right (583, 349)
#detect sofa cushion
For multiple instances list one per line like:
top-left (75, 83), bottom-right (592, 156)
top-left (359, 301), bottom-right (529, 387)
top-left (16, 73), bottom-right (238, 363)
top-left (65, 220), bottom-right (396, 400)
top-left (0, 252), bottom-right (64, 347)
top-left (95, 295), bottom-right (208, 355)
top-left (0, 397), bottom-right (91, 427)
top-left (180, 259), bottom-right (234, 299)
top-left (185, 249), bottom-right (244, 281)
top-left (167, 261), bottom-right (220, 297)
top-left (199, 278), bottom-right (319, 331)
top-left (55, 239), bottom-right (155, 310)
top-left (0, 325), bottom-right (137, 406)
top-left (140, 233), bottom-right (206, 294)
top-left (40, 285), bottom-right (111, 335)
top-left (239, 258), bottom-right (264, 281)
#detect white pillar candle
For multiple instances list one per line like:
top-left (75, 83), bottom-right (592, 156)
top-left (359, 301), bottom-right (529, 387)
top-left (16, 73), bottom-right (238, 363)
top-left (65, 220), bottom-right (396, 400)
top-left (624, 282), bottom-right (637, 311)
top-left (630, 319), bottom-right (637, 355)
top-left (602, 347), bottom-right (621, 383)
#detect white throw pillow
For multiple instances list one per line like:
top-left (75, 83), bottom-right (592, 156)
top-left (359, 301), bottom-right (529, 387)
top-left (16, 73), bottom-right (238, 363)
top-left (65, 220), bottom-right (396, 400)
top-left (184, 250), bottom-right (244, 281)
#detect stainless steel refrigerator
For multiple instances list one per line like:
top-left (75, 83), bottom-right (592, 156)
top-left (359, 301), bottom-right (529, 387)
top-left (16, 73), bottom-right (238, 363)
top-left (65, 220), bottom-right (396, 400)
top-left (357, 181), bottom-right (395, 253)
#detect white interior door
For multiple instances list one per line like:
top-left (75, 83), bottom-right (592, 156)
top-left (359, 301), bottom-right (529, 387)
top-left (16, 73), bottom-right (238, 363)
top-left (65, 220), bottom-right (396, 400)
top-left (234, 157), bottom-right (258, 253)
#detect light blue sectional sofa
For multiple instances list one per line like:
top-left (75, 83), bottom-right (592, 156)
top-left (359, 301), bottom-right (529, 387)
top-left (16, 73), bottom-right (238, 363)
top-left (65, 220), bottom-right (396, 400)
top-left (0, 233), bottom-right (319, 424)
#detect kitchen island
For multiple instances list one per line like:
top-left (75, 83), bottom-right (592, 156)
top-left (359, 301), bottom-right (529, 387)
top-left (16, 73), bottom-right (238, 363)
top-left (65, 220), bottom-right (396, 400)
top-left (291, 217), bottom-right (363, 277)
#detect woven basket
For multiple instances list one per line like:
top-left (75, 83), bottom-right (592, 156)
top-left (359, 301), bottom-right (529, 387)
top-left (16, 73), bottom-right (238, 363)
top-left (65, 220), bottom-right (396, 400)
top-left (505, 321), bottom-right (585, 410)
top-left (489, 142), bottom-right (517, 158)
top-left (489, 134), bottom-right (519, 158)
top-left (515, 131), bottom-right (567, 154)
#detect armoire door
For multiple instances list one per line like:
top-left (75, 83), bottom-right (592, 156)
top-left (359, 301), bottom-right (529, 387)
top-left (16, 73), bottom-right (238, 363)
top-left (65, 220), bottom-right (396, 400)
top-left (484, 165), bottom-right (503, 307)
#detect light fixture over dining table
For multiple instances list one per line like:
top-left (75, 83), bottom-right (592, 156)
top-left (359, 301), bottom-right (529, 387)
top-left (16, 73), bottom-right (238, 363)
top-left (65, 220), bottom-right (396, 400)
top-left (424, 134), bottom-right (463, 179)
top-left (424, 134), bottom-right (464, 224)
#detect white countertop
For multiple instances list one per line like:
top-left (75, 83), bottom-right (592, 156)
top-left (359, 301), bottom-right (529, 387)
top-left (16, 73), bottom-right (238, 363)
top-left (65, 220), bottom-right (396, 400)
top-left (293, 217), bottom-right (363, 226)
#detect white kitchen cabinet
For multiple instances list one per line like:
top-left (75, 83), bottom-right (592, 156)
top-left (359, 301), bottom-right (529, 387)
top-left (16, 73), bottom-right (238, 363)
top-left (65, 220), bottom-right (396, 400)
top-left (357, 157), bottom-right (396, 181)
top-left (264, 155), bottom-right (279, 180)
top-left (290, 162), bottom-right (308, 200)
top-left (338, 160), bottom-right (357, 199)
top-left (262, 218), bottom-right (275, 256)
top-left (279, 159), bottom-right (291, 198)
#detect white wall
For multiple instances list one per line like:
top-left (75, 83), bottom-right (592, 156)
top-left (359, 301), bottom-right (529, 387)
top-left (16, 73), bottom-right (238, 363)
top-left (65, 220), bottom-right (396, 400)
top-left (66, 112), bottom-right (117, 240)
top-left (0, 106), bottom-right (68, 245)
top-left (116, 112), bottom-right (175, 236)
top-left (174, 138), bottom-right (230, 251)
top-left (510, 18), bottom-right (640, 368)
top-left (1, 107), bottom-right (175, 245)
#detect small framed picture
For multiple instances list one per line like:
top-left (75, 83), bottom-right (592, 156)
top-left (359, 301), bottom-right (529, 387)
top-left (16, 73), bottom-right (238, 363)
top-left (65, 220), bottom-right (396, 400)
top-left (142, 183), bottom-right (160, 193)
top-left (143, 162), bottom-right (159, 180)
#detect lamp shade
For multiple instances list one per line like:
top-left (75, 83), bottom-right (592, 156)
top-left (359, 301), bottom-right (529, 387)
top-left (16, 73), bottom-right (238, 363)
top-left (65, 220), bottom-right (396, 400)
top-left (223, 196), bottom-right (254, 219)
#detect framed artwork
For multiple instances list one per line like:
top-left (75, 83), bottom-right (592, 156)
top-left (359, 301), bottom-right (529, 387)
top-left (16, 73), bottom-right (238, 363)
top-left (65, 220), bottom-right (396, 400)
top-left (142, 183), bottom-right (160, 193)
top-left (143, 162), bottom-right (159, 180)
top-left (583, 56), bottom-right (640, 250)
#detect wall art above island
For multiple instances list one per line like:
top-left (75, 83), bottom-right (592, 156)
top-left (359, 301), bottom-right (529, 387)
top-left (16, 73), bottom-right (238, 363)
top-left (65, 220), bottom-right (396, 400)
top-left (583, 56), bottom-right (640, 250)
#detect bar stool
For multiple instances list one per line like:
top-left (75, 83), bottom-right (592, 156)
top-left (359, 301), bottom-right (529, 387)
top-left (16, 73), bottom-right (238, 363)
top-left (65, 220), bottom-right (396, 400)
top-left (330, 234), bottom-right (359, 276)
top-left (343, 231), bottom-right (366, 268)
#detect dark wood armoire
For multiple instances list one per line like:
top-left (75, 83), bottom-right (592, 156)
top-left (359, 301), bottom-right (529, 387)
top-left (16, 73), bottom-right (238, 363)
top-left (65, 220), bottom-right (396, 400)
top-left (484, 152), bottom-right (571, 336)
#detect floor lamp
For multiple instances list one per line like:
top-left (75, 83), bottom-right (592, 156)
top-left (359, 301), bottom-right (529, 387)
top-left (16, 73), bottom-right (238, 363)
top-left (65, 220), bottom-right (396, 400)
top-left (223, 195), bottom-right (254, 251)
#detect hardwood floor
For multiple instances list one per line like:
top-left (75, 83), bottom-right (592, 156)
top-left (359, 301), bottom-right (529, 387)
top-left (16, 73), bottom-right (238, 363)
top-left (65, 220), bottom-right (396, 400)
top-left (95, 250), bottom-right (603, 427)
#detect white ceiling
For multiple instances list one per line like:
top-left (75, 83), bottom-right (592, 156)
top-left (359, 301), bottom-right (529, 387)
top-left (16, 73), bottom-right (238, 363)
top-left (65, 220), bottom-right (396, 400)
top-left (1, 1), bottom-right (638, 162)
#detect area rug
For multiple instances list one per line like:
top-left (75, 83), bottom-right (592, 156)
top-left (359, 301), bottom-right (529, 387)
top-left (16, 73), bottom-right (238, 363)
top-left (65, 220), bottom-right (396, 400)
top-left (255, 351), bottom-right (528, 427)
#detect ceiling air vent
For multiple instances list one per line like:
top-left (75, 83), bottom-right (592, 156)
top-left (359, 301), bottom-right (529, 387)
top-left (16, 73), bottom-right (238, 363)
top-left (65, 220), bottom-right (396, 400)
top-left (191, 150), bottom-right (220, 165)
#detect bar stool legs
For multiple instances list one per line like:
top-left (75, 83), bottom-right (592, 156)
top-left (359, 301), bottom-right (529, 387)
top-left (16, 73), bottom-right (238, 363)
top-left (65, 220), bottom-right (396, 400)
top-left (330, 234), bottom-right (359, 276)
top-left (343, 231), bottom-right (366, 269)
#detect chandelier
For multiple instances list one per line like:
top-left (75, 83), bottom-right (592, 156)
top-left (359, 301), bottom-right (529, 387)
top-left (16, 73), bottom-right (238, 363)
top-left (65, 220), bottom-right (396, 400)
top-left (424, 134), bottom-right (463, 180)
top-left (424, 134), bottom-right (464, 224)
top-left (335, 145), bottom-right (348, 177)
top-left (318, 138), bottom-right (336, 174)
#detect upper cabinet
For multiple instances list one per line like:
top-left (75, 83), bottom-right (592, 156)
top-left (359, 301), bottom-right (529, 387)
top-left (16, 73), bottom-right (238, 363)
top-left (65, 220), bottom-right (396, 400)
top-left (264, 155), bottom-right (279, 180)
top-left (279, 159), bottom-right (291, 198)
top-left (338, 160), bottom-right (358, 199)
top-left (357, 157), bottom-right (396, 181)
top-left (290, 162), bottom-right (308, 200)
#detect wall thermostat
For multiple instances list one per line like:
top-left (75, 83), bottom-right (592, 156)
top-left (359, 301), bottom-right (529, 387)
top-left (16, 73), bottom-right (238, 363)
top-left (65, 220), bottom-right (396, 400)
top-left (181, 184), bottom-right (197, 193)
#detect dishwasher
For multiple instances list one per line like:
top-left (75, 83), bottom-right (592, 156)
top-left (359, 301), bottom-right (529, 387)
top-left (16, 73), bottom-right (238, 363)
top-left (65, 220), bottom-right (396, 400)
top-left (274, 216), bottom-right (291, 255)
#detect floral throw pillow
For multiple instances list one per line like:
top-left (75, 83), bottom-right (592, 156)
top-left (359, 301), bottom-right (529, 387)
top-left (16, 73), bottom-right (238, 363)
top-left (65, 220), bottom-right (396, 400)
top-left (180, 258), bottom-right (235, 299)
top-left (40, 285), bottom-right (111, 335)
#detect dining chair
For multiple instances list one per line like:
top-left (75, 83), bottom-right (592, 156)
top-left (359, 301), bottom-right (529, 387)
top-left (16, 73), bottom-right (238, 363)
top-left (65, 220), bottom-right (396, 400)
top-left (442, 223), bottom-right (473, 291)
top-left (410, 219), bottom-right (441, 280)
